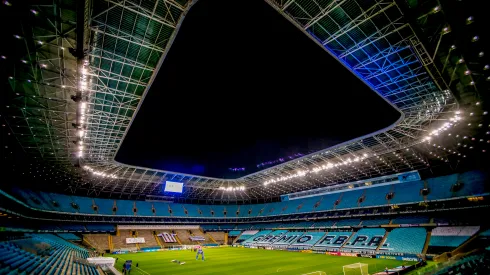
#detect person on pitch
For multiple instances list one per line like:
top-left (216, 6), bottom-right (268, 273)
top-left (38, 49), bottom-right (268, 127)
top-left (195, 246), bottom-right (205, 261)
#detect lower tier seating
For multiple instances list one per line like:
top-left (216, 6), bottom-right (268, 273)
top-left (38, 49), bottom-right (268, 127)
top-left (83, 234), bottom-right (110, 252)
top-left (0, 234), bottom-right (98, 275)
top-left (382, 228), bottom-right (426, 254)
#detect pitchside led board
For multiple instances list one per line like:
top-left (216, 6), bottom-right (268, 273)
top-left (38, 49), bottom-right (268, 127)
top-left (164, 181), bottom-right (184, 193)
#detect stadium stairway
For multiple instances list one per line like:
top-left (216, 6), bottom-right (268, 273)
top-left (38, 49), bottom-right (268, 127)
top-left (232, 232), bottom-right (243, 244)
top-left (154, 235), bottom-right (163, 248)
top-left (422, 229), bottom-right (432, 254)
top-left (375, 230), bottom-right (390, 252)
top-left (205, 233), bottom-right (218, 245)
top-left (339, 232), bottom-right (355, 249)
top-left (174, 234), bottom-right (183, 245)
top-left (109, 235), bottom-right (114, 251)
top-left (449, 228), bottom-right (485, 258)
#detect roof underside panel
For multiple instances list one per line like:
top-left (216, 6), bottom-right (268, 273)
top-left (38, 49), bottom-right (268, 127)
top-left (2, 0), bottom-right (468, 202)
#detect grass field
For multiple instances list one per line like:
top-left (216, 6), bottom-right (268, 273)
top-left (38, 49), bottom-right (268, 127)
top-left (111, 247), bottom-right (411, 275)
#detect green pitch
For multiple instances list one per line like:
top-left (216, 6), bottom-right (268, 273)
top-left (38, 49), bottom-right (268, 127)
top-left (111, 247), bottom-right (411, 275)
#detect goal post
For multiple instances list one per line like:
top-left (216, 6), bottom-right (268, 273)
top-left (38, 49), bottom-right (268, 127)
top-left (343, 263), bottom-right (369, 275)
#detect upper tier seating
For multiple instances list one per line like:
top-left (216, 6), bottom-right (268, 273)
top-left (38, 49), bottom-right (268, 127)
top-left (361, 184), bottom-right (391, 207)
top-left (336, 189), bottom-right (364, 209)
top-left (382, 228), bottom-right (426, 254)
top-left (390, 181), bottom-right (424, 204)
top-left (8, 171), bottom-right (487, 219)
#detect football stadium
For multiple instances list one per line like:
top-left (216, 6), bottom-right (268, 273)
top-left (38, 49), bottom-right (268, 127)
top-left (1, 0), bottom-right (490, 274)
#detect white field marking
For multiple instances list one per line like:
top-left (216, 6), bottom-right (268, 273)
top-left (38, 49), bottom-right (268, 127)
top-left (301, 271), bottom-right (326, 275)
top-left (277, 268), bottom-right (283, 272)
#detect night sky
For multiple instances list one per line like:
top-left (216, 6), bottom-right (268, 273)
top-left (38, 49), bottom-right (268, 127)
top-left (115, 0), bottom-right (401, 179)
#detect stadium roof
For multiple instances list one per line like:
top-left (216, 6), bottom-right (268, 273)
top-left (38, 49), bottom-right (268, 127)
top-left (1, 0), bottom-right (489, 202)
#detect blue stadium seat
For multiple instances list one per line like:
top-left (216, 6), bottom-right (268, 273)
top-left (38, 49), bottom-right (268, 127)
top-left (427, 174), bottom-right (458, 200)
top-left (183, 204), bottom-right (200, 217)
top-left (115, 200), bottom-right (134, 216)
top-left (242, 230), bottom-right (272, 244)
top-left (198, 205), bottom-right (212, 217)
top-left (211, 205), bottom-right (226, 217)
top-left (72, 196), bottom-right (96, 214)
top-left (236, 205), bottom-right (250, 217)
top-left (299, 197), bottom-right (320, 213)
top-left (288, 232), bottom-right (326, 247)
top-left (314, 231), bottom-right (353, 248)
top-left (456, 171), bottom-right (487, 197)
top-left (47, 193), bottom-right (77, 213)
top-left (315, 193), bottom-right (341, 211)
top-left (93, 198), bottom-right (115, 215)
top-left (228, 230), bottom-right (242, 236)
top-left (361, 184), bottom-right (391, 207)
top-left (0, 234), bottom-right (92, 275)
top-left (169, 204), bottom-right (186, 217)
top-left (225, 205), bottom-right (239, 217)
top-left (429, 236), bottom-right (469, 247)
top-left (334, 219), bottom-right (360, 227)
top-left (57, 233), bottom-right (81, 241)
top-left (152, 202), bottom-right (171, 217)
top-left (312, 220), bottom-right (336, 228)
top-left (133, 201), bottom-right (152, 216)
top-left (336, 189), bottom-right (364, 209)
top-left (391, 181), bottom-right (424, 204)
top-left (249, 204), bottom-right (266, 217)
top-left (281, 199), bottom-right (303, 215)
top-left (382, 228), bottom-right (426, 254)
top-left (343, 228), bottom-right (386, 250)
